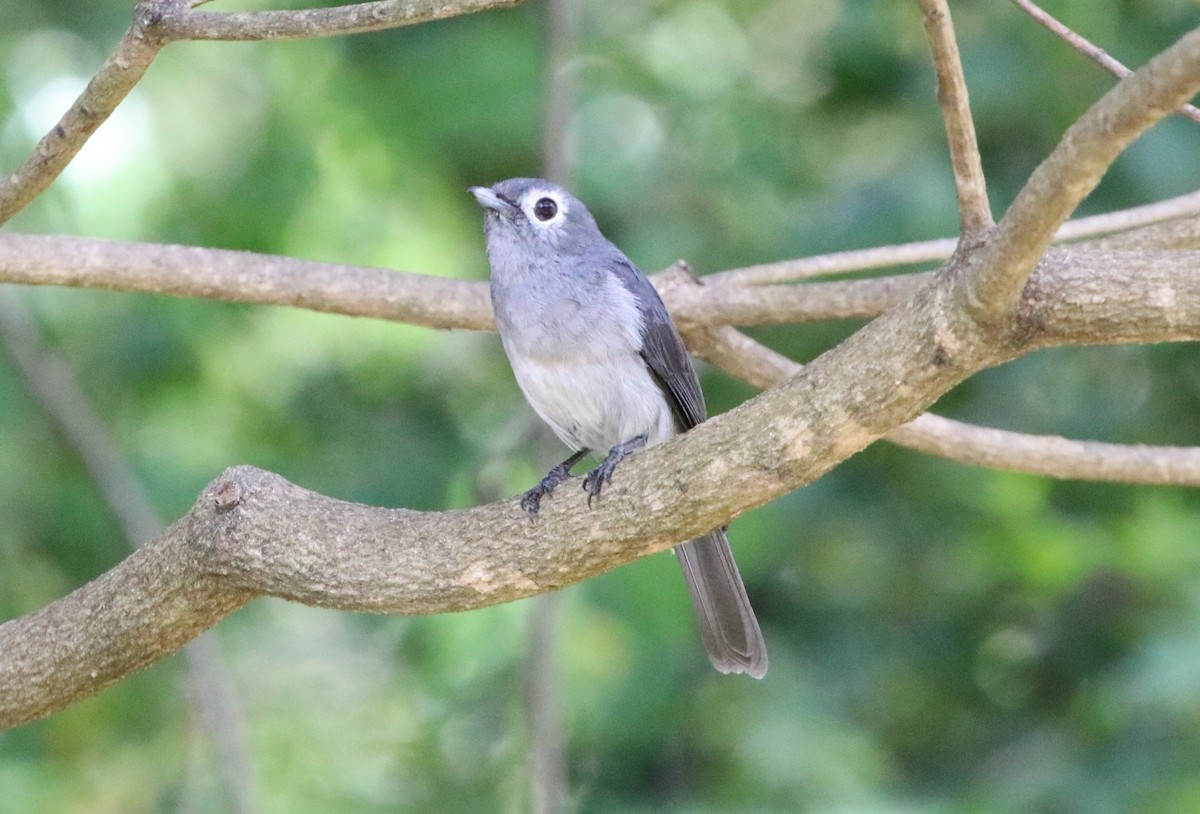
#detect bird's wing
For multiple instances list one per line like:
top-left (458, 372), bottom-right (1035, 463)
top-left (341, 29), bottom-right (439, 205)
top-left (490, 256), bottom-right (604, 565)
top-left (608, 257), bottom-right (707, 431)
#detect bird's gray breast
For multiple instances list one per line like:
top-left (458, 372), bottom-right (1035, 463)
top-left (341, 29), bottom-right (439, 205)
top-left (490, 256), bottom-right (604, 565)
top-left (489, 249), bottom-right (674, 451)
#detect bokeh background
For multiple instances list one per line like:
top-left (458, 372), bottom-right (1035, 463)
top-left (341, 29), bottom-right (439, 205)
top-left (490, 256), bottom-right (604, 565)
top-left (3, 0), bottom-right (1200, 811)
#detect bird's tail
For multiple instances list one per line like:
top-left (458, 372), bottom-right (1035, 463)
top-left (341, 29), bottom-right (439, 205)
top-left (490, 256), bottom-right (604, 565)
top-left (675, 530), bottom-right (768, 678)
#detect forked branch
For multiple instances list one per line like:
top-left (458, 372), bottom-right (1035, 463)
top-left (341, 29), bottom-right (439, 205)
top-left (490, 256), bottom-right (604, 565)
top-left (966, 25), bottom-right (1200, 321)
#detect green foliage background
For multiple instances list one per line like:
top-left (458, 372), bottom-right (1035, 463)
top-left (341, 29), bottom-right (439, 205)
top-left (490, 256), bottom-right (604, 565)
top-left (2, 0), bottom-right (1200, 811)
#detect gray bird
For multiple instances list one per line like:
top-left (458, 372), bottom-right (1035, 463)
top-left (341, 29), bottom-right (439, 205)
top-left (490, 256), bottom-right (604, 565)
top-left (470, 177), bottom-right (767, 678)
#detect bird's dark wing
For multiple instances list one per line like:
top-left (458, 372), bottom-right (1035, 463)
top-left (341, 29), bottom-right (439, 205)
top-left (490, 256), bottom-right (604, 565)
top-left (608, 257), bottom-right (707, 431)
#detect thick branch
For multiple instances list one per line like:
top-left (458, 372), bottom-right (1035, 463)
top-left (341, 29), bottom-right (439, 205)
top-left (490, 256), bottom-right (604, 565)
top-left (967, 26), bottom-right (1200, 321)
top-left (0, 257), bottom-right (995, 728)
top-left (0, 526), bottom-right (250, 730)
top-left (677, 315), bottom-right (1200, 487)
top-left (919, 0), bottom-right (992, 235)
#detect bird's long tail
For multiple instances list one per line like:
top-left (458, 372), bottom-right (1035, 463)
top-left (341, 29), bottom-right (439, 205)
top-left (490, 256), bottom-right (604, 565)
top-left (675, 530), bottom-right (768, 678)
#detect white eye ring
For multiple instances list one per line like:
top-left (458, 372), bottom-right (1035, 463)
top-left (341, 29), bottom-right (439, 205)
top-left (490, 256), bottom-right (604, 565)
top-left (524, 190), bottom-right (566, 226)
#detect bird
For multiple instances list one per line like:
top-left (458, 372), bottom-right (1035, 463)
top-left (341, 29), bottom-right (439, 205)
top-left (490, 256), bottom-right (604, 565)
top-left (470, 177), bottom-right (767, 678)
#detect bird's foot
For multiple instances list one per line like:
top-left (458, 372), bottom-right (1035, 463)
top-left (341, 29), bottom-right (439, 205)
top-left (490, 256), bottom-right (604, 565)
top-left (582, 434), bottom-right (647, 507)
top-left (520, 449), bottom-right (590, 517)
top-left (520, 469), bottom-right (565, 516)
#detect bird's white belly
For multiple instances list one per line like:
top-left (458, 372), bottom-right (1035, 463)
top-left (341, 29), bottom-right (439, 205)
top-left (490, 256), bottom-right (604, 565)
top-left (508, 351), bottom-right (674, 453)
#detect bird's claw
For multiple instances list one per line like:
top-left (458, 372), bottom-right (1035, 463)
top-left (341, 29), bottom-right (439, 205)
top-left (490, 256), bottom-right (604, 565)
top-left (520, 456), bottom-right (583, 518)
top-left (581, 434), bottom-right (647, 509)
top-left (582, 463), bottom-right (615, 507)
top-left (520, 484), bottom-right (549, 517)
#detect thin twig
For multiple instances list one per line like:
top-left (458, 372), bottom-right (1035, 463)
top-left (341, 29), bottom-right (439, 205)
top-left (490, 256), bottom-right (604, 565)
top-left (707, 237), bottom-right (959, 286)
top-left (708, 188), bottom-right (1200, 286)
top-left (919, 0), bottom-right (993, 235)
top-left (1084, 212), bottom-right (1200, 251)
top-left (0, 0), bottom-right (523, 227)
top-left (1058, 188), bottom-right (1200, 242)
top-left (891, 414), bottom-right (1200, 485)
top-left (1011, 0), bottom-right (1200, 125)
top-left (182, 637), bottom-right (258, 814)
top-left (668, 246), bottom-right (1200, 337)
top-left (0, 292), bottom-right (161, 545)
top-left (541, 0), bottom-right (578, 188)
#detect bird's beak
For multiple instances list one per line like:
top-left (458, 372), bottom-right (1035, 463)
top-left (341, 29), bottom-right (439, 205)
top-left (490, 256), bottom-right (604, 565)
top-left (469, 185), bottom-right (518, 215)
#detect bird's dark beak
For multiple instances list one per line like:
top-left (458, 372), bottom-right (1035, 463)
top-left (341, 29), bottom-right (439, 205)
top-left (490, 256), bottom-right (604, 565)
top-left (469, 185), bottom-right (518, 216)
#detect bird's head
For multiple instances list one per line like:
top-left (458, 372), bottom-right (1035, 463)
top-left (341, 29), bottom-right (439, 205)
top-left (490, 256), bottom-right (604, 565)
top-left (470, 177), bottom-right (603, 254)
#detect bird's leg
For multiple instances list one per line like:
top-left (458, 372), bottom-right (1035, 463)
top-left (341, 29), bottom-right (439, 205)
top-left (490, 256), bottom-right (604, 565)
top-left (521, 448), bottom-right (590, 517)
top-left (582, 434), bottom-right (647, 507)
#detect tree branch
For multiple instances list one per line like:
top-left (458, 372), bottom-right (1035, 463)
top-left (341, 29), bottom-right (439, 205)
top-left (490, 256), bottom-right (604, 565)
top-left (2, 235), bottom-right (1199, 341)
top-left (6, 232), bottom-right (1200, 730)
top-left (707, 237), bottom-right (959, 286)
top-left (890, 415), bottom-right (1200, 486)
top-left (0, 234), bottom-right (495, 330)
top-left (1085, 212), bottom-right (1200, 251)
top-left (1064, 192), bottom-right (1200, 245)
top-left (674, 304), bottom-right (1200, 488)
top-left (665, 247), bottom-right (1200, 335)
top-left (153, 0), bottom-right (524, 42)
top-left (966, 25), bottom-right (1200, 321)
top-left (0, 280), bottom-right (929, 727)
top-left (0, 519), bottom-right (250, 730)
top-left (919, 0), bottom-right (992, 235)
top-left (0, 246), bottom-right (1002, 728)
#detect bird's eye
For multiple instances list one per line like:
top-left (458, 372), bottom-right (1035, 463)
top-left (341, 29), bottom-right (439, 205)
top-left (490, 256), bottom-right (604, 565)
top-left (532, 197), bottom-right (558, 222)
